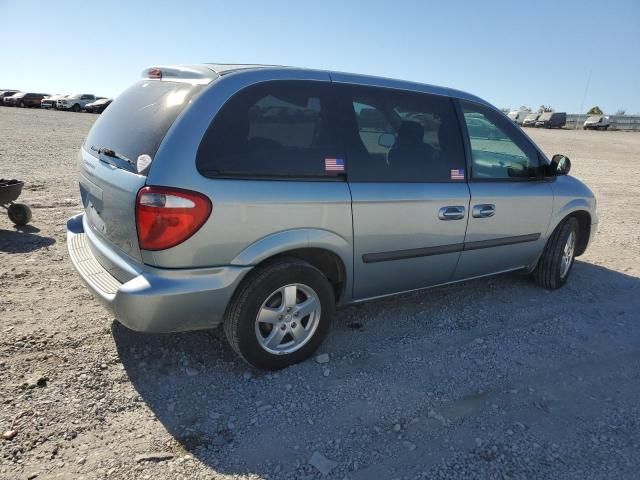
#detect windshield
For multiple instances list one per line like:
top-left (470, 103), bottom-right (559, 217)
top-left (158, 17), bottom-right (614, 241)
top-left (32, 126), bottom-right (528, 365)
top-left (525, 113), bottom-right (538, 120)
top-left (587, 115), bottom-right (601, 122)
top-left (539, 112), bottom-right (553, 120)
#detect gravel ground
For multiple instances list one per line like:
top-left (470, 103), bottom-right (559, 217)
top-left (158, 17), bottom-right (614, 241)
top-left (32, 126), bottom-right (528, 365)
top-left (1, 107), bottom-right (639, 480)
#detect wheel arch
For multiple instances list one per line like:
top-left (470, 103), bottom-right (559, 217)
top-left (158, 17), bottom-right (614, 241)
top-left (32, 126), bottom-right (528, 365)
top-left (568, 210), bottom-right (591, 256)
top-left (230, 228), bottom-right (353, 304)
top-left (548, 206), bottom-right (592, 257)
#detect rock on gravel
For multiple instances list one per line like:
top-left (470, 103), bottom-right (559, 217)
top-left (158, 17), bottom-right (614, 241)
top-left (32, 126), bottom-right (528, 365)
top-left (2, 429), bottom-right (17, 440)
top-left (135, 452), bottom-right (174, 463)
top-left (315, 353), bottom-right (330, 364)
top-left (308, 451), bottom-right (338, 475)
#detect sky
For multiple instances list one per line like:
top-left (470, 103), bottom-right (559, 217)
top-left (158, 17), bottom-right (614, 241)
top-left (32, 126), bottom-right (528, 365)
top-left (1, 0), bottom-right (639, 114)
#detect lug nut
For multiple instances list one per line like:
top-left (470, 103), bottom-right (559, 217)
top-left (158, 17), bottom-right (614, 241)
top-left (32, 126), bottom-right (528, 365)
top-left (291, 322), bottom-right (297, 328)
top-left (280, 324), bottom-right (286, 330)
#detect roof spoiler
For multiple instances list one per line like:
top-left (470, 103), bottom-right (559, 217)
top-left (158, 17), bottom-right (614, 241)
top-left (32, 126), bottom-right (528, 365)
top-left (141, 65), bottom-right (218, 85)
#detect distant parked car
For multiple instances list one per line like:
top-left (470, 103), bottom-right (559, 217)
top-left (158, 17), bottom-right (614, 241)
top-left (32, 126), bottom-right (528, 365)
top-left (0, 90), bottom-right (20, 106)
top-left (522, 113), bottom-right (540, 127)
top-left (583, 115), bottom-right (611, 131)
top-left (57, 94), bottom-right (96, 112)
top-left (41, 94), bottom-right (67, 109)
top-left (85, 98), bottom-right (113, 114)
top-left (4, 92), bottom-right (49, 108)
top-left (465, 114), bottom-right (508, 140)
top-left (507, 110), bottom-right (529, 125)
top-left (535, 112), bottom-right (566, 129)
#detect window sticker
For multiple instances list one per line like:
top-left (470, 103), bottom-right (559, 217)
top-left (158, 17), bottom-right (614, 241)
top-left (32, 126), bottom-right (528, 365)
top-left (450, 168), bottom-right (465, 180)
top-left (324, 158), bottom-right (345, 172)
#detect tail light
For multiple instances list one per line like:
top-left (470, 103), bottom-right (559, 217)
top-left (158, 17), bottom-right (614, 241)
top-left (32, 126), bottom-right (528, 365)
top-left (135, 186), bottom-right (212, 251)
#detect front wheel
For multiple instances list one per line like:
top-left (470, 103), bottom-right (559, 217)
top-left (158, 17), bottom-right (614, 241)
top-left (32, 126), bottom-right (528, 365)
top-left (72, 104), bottom-right (80, 112)
top-left (532, 217), bottom-right (578, 289)
top-left (224, 258), bottom-right (334, 370)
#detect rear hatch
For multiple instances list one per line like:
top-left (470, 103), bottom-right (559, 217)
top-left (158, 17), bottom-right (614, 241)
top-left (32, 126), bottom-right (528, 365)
top-left (79, 68), bottom-right (211, 263)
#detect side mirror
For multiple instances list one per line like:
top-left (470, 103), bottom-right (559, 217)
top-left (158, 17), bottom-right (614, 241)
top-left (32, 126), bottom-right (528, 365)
top-left (378, 133), bottom-right (395, 149)
top-left (550, 154), bottom-right (571, 176)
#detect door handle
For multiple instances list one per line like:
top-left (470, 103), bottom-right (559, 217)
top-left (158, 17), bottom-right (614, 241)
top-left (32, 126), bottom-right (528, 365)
top-left (438, 206), bottom-right (466, 220)
top-left (472, 204), bottom-right (495, 218)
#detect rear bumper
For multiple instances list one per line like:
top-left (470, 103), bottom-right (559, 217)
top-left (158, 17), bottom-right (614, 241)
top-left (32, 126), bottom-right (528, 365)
top-left (66, 213), bottom-right (251, 333)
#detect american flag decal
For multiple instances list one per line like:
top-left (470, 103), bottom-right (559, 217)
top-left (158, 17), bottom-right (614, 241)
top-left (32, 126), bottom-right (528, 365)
top-left (450, 168), bottom-right (465, 180)
top-left (324, 158), bottom-right (345, 172)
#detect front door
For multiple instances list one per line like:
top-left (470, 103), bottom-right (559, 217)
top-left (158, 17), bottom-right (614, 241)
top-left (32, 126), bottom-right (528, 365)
top-left (454, 100), bottom-right (553, 280)
top-left (334, 83), bottom-right (471, 299)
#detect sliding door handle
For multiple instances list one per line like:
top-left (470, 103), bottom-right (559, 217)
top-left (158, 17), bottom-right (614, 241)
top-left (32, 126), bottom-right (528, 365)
top-left (438, 206), bottom-right (466, 220)
top-left (472, 204), bottom-right (496, 218)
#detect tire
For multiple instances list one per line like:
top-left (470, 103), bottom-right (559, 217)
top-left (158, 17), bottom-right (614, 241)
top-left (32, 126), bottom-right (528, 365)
top-left (532, 217), bottom-right (579, 289)
top-left (72, 104), bottom-right (81, 112)
top-left (18, 101), bottom-right (25, 108)
top-left (7, 203), bottom-right (32, 226)
top-left (224, 258), bottom-right (335, 370)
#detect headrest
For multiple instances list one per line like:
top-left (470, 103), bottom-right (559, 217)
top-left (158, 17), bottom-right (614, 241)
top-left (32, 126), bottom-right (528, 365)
top-left (397, 120), bottom-right (424, 144)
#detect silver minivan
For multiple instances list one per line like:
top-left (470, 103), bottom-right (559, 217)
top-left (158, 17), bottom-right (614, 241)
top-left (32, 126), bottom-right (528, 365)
top-left (67, 64), bottom-right (597, 369)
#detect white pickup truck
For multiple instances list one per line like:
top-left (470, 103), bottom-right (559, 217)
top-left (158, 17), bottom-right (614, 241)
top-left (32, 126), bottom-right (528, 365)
top-left (583, 115), bottom-right (612, 131)
top-left (56, 94), bottom-right (96, 112)
top-left (507, 110), bottom-right (529, 125)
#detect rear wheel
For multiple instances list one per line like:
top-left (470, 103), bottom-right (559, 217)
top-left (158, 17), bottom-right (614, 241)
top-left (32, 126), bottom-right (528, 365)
top-left (224, 258), bottom-right (334, 370)
top-left (7, 203), bottom-right (32, 226)
top-left (532, 217), bottom-right (578, 289)
top-left (72, 104), bottom-right (80, 112)
top-left (18, 101), bottom-right (25, 108)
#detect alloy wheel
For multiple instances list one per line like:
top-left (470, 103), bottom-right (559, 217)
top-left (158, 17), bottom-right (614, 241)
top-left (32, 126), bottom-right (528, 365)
top-left (255, 283), bottom-right (321, 355)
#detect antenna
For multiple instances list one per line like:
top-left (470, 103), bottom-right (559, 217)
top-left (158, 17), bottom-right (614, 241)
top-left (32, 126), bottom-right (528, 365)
top-left (577, 70), bottom-right (592, 129)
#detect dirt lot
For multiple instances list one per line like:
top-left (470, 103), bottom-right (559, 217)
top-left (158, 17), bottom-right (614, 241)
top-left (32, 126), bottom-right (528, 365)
top-left (1, 107), bottom-right (639, 480)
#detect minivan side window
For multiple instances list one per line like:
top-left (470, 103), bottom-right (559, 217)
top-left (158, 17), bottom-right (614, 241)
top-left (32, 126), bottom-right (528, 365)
top-left (197, 81), bottom-right (341, 179)
top-left (460, 101), bottom-right (540, 180)
top-left (337, 86), bottom-right (466, 183)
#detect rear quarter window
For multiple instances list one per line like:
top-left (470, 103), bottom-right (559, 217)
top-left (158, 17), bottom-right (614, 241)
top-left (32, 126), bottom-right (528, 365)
top-left (196, 81), bottom-right (341, 179)
top-left (84, 80), bottom-right (203, 164)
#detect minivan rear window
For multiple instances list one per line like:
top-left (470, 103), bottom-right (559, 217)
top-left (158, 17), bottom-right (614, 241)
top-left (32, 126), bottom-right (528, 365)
top-left (84, 80), bottom-right (203, 165)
